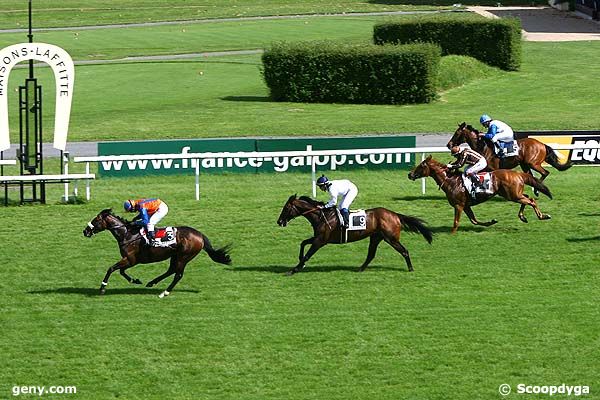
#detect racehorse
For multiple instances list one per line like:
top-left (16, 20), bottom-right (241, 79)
top-left (447, 122), bottom-right (571, 193)
top-left (408, 156), bottom-right (553, 233)
top-left (276, 194), bottom-right (433, 275)
top-left (83, 209), bottom-right (231, 297)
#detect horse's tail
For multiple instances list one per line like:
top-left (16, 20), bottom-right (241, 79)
top-left (544, 144), bottom-right (572, 171)
top-left (397, 214), bottom-right (434, 244)
top-left (201, 233), bottom-right (232, 265)
top-left (523, 174), bottom-right (553, 199)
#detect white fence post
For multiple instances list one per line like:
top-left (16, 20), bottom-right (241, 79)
top-left (421, 152), bottom-right (426, 195)
top-left (63, 151), bottom-right (70, 201)
top-left (195, 159), bottom-right (200, 201)
top-left (85, 162), bottom-right (91, 200)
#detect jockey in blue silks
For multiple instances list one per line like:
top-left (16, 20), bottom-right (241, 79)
top-left (478, 114), bottom-right (515, 157)
top-left (316, 175), bottom-right (358, 229)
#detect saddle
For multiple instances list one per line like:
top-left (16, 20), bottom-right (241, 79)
top-left (140, 227), bottom-right (177, 248)
top-left (495, 140), bottom-right (519, 158)
top-left (461, 173), bottom-right (493, 196)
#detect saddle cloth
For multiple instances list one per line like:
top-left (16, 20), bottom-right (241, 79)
top-left (140, 227), bottom-right (177, 247)
top-left (462, 173), bottom-right (494, 195)
top-left (496, 141), bottom-right (519, 158)
top-left (347, 210), bottom-right (367, 231)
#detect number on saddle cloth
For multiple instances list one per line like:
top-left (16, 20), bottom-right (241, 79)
top-left (347, 210), bottom-right (367, 231)
top-left (142, 227), bottom-right (177, 247)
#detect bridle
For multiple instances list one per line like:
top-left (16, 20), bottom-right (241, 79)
top-left (287, 201), bottom-right (331, 228)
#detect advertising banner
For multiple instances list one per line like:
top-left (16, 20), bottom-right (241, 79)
top-left (97, 136), bottom-right (416, 177)
top-left (519, 130), bottom-right (600, 165)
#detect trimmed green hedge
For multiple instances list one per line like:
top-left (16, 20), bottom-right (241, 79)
top-left (373, 14), bottom-right (522, 71)
top-left (262, 41), bottom-right (441, 105)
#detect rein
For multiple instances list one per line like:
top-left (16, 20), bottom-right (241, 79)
top-left (292, 203), bottom-right (332, 228)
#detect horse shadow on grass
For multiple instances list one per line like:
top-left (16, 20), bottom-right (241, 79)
top-left (566, 235), bottom-right (600, 243)
top-left (28, 287), bottom-right (201, 297)
top-left (393, 195), bottom-right (508, 203)
top-left (221, 95), bottom-right (270, 102)
top-left (227, 265), bottom-right (403, 274)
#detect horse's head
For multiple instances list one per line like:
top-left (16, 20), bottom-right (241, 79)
top-left (83, 208), bottom-right (121, 237)
top-left (447, 122), bottom-right (481, 150)
top-left (277, 194), bottom-right (323, 227)
top-left (408, 156), bottom-right (449, 181)
top-left (408, 156), bottom-right (435, 181)
top-left (277, 194), bottom-right (301, 227)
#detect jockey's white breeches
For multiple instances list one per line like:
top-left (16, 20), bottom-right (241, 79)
top-left (491, 130), bottom-right (514, 143)
top-left (148, 203), bottom-right (168, 232)
top-left (465, 158), bottom-right (487, 176)
top-left (340, 187), bottom-right (358, 210)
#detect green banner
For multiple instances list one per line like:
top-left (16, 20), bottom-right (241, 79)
top-left (97, 136), bottom-right (416, 177)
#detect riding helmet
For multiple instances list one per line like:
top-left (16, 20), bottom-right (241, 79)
top-left (123, 200), bottom-right (134, 211)
top-left (316, 175), bottom-right (329, 186)
top-left (480, 114), bottom-right (492, 125)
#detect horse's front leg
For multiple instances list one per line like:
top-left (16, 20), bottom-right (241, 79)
top-left (287, 238), bottom-right (325, 276)
top-left (99, 257), bottom-right (131, 295)
top-left (120, 265), bottom-right (142, 285)
top-left (298, 237), bottom-right (315, 262)
top-left (451, 206), bottom-right (463, 234)
top-left (463, 206), bottom-right (498, 227)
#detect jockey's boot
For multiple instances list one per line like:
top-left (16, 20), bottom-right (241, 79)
top-left (147, 230), bottom-right (159, 247)
top-left (341, 208), bottom-right (350, 229)
top-left (469, 175), bottom-right (480, 199)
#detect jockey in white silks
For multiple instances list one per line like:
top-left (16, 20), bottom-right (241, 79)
top-left (316, 175), bottom-right (358, 228)
top-left (479, 114), bottom-right (516, 157)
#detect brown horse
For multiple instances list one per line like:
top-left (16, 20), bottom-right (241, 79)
top-left (408, 156), bottom-right (553, 233)
top-left (277, 195), bottom-right (433, 275)
top-left (447, 122), bottom-right (571, 193)
top-left (83, 209), bottom-right (231, 297)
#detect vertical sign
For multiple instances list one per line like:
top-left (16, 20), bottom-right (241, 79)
top-left (0, 43), bottom-right (75, 152)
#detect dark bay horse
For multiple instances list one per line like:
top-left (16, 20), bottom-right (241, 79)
top-left (408, 156), bottom-right (553, 233)
top-left (447, 122), bottom-right (572, 191)
top-left (276, 195), bottom-right (433, 275)
top-left (83, 209), bottom-right (231, 297)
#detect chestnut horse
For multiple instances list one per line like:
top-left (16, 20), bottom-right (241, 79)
top-left (408, 156), bottom-right (552, 233)
top-left (447, 122), bottom-right (571, 192)
top-left (83, 209), bottom-right (231, 297)
top-left (277, 195), bottom-right (433, 275)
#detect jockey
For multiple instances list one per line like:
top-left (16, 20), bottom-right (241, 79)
top-left (478, 114), bottom-right (515, 157)
top-left (447, 144), bottom-right (488, 199)
top-left (123, 198), bottom-right (169, 246)
top-left (316, 175), bottom-right (358, 229)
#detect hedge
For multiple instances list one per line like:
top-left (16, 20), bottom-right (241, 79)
top-left (373, 13), bottom-right (522, 71)
top-left (262, 41), bottom-right (441, 105)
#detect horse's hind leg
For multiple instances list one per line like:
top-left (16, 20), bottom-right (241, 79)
top-left (383, 237), bottom-right (413, 272)
top-left (518, 194), bottom-right (551, 222)
top-left (146, 257), bottom-right (177, 288)
top-left (358, 233), bottom-right (383, 272)
top-left (528, 163), bottom-right (549, 196)
top-left (159, 252), bottom-right (200, 297)
top-left (99, 257), bottom-right (131, 295)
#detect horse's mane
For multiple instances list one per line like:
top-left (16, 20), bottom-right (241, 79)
top-left (465, 124), bottom-right (479, 134)
top-left (100, 208), bottom-right (132, 224)
top-left (298, 195), bottom-right (325, 207)
top-left (426, 157), bottom-right (446, 169)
